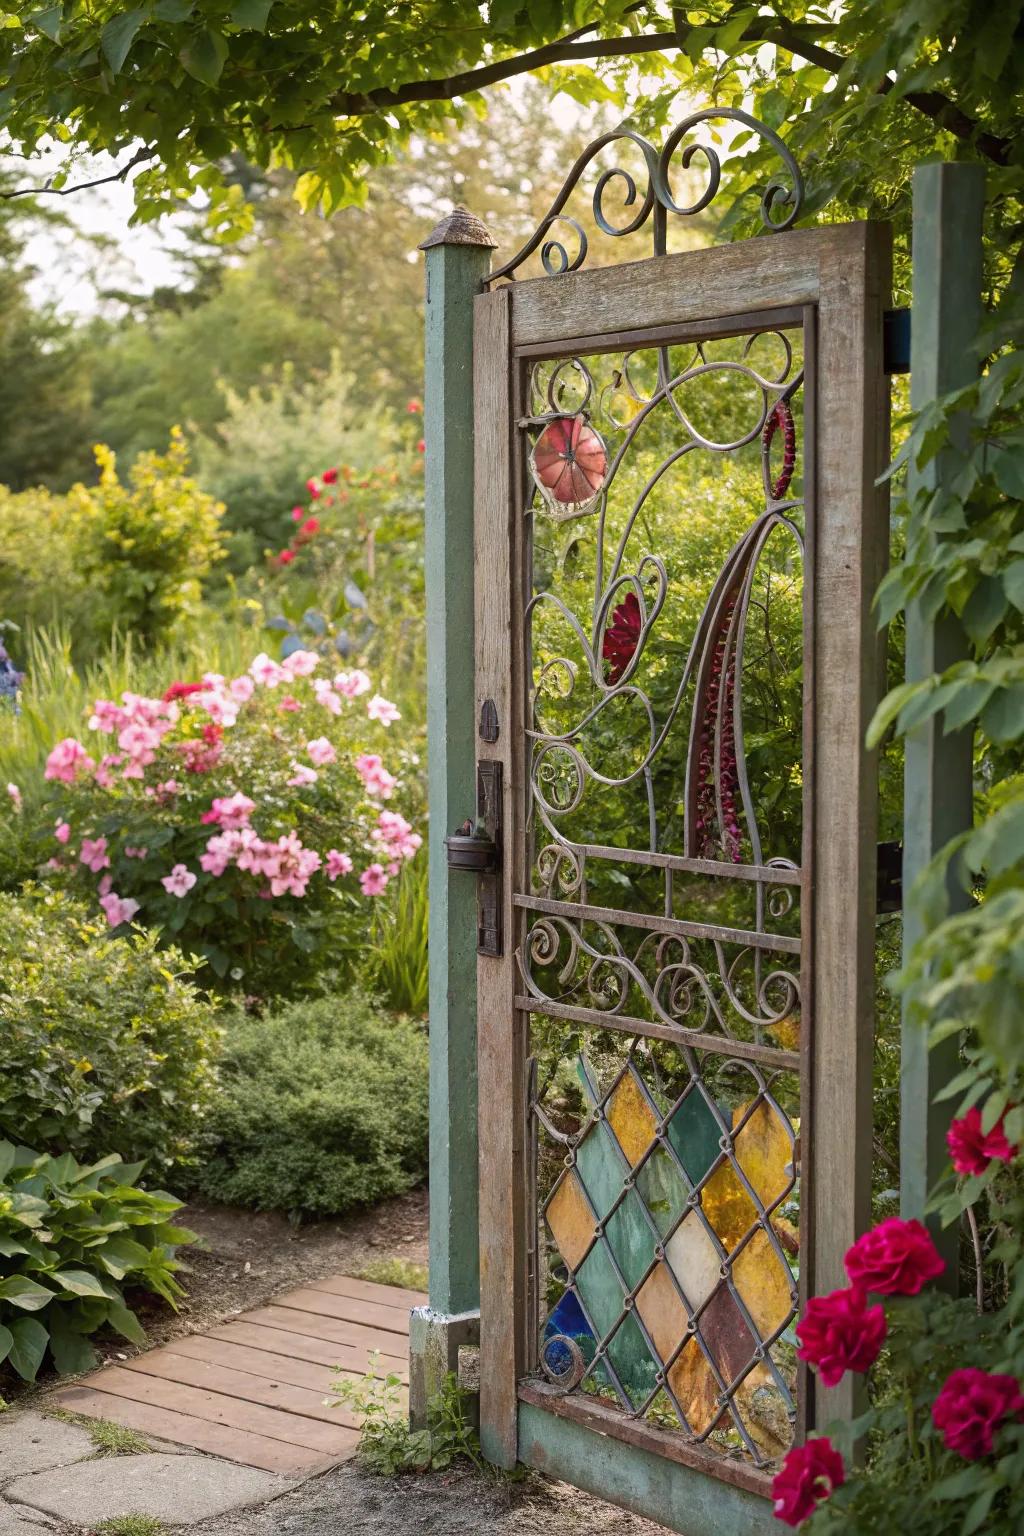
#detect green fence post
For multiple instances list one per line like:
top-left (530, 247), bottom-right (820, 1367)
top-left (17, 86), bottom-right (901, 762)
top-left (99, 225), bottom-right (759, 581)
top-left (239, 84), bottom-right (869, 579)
top-left (408, 207), bottom-right (496, 1423)
top-left (900, 162), bottom-right (985, 1278)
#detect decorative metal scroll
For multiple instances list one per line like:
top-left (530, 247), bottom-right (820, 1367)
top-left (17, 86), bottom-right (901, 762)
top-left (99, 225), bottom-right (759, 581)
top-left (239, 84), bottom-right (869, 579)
top-left (517, 316), bottom-right (807, 1471)
top-left (488, 108), bottom-right (804, 283)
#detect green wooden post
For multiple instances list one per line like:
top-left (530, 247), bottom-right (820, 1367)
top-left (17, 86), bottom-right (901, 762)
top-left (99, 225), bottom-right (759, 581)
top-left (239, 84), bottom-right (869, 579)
top-left (900, 162), bottom-right (985, 1276)
top-left (408, 207), bottom-right (496, 1423)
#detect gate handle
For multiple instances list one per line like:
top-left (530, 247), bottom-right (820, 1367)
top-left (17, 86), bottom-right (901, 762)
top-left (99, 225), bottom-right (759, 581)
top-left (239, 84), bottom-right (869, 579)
top-left (443, 762), bottom-right (503, 956)
top-left (445, 818), bottom-right (498, 873)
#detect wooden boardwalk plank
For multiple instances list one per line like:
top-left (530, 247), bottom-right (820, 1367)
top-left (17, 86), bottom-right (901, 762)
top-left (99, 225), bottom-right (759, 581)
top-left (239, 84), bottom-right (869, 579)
top-left (50, 1270), bottom-right (412, 1478)
top-left (70, 1365), bottom-right (358, 1456)
top-left (245, 1304), bottom-right (411, 1360)
top-left (51, 1385), bottom-right (334, 1477)
top-left (304, 1273), bottom-right (427, 1309)
top-left (122, 1349), bottom-right (360, 1429)
top-left (272, 1286), bottom-right (413, 1336)
top-left (205, 1319), bottom-right (409, 1380)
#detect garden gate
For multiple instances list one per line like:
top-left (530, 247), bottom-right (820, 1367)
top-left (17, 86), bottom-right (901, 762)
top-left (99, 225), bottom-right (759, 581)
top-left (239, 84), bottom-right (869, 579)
top-left (417, 111), bottom-right (903, 1536)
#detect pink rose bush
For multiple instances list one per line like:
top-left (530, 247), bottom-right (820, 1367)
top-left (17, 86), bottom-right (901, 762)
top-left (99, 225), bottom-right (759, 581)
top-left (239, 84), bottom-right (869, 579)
top-left (38, 652), bottom-right (421, 992)
top-left (772, 1438), bottom-right (845, 1528)
top-left (946, 1105), bottom-right (1018, 1176)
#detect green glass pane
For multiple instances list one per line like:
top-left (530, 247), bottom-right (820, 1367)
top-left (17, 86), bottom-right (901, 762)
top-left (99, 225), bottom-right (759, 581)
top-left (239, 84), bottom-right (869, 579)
top-left (636, 1143), bottom-right (688, 1237)
top-left (575, 1238), bottom-right (626, 1338)
top-left (605, 1188), bottom-right (654, 1291)
top-left (606, 1309), bottom-right (659, 1409)
top-left (665, 1089), bottom-right (722, 1185)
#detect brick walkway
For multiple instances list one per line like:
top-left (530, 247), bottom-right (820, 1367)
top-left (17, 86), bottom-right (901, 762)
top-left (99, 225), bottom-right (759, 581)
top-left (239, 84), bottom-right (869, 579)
top-left (52, 1273), bottom-right (423, 1478)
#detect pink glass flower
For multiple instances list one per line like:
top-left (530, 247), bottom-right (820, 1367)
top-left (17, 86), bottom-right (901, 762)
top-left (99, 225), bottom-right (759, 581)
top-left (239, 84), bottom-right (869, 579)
top-left (161, 864), bottom-right (198, 897)
top-left (532, 414), bottom-right (607, 506)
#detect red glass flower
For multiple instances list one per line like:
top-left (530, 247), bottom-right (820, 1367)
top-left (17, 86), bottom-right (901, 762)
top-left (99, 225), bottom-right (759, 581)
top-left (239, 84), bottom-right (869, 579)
top-left (602, 592), bottom-right (643, 683)
top-left (532, 414), bottom-right (607, 507)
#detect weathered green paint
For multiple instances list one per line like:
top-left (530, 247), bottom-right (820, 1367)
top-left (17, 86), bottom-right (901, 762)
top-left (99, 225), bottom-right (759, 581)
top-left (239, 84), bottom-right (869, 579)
top-left (518, 1403), bottom-right (774, 1535)
top-left (421, 209), bottom-right (495, 1325)
top-left (901, 163), bottom-right (985, 1278)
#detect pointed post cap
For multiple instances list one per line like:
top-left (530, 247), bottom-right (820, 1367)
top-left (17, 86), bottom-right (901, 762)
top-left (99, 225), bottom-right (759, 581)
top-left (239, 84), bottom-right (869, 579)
top-left (418, 204), bottom-right (497, 251)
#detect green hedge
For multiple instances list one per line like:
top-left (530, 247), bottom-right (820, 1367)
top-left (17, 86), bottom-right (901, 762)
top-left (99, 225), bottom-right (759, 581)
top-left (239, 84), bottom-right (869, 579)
top-left (194, 992), bottom-right (428, 1219)
top-left (0, 887), bottom-right (222, 1172)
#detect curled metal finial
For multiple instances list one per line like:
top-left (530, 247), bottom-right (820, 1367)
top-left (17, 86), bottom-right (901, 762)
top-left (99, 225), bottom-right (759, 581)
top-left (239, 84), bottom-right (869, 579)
top-left (488, 107), bottom-right (803, 283)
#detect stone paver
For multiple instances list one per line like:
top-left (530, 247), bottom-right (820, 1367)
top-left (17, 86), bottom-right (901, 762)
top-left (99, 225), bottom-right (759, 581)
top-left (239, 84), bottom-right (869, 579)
top-left (6, 1452), bottom-right (284, 1526)
top-left (0, 1412), bottom-right (93, 1484)
top-left (0, 1511), bottom-right (55, 1536)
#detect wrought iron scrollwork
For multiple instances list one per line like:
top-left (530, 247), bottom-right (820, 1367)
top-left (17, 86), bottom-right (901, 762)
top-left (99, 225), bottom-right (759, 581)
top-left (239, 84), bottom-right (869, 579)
top-left (488, 108), bottom-right (804, 284)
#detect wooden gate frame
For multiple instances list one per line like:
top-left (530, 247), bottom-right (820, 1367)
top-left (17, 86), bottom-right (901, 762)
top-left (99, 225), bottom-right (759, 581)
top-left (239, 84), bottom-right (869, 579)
top-left (471, 225), bottom-right (890, 1532)
top-left (413, 154), bottom-right (983, 1536)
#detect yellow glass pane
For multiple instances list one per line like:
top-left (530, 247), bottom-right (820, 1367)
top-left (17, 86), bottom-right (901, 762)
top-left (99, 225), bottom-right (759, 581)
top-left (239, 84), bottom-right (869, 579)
top-left (665, 1212), bottom-right (722, 1311)
top-left (700, 1160), bottom-right (758, 1250)
top-left (667, 1337), bottom-right (721, 1435)
top-left (731, 1228), bottom-right (794, 1340)
top-left (607, 1070), bottom-right (658, 1167)
top-left (546, 1170), bottom-right (595, 1272)
top-left (635, 1260), bottom-right (687, 1365)
top-left (734, 1363), bottom-right (790, 1458)
top-left (733, 1101), bottom-right (793, 1210)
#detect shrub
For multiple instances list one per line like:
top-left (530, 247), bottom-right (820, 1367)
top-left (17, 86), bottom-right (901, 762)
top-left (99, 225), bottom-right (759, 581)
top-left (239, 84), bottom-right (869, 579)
top-left (69, 430), bottom-right (225, 653)
top-left (0, 484), bottom-right (86, 640)
top-left (0, 887), bottom-right (222, 1171)
top-left (37, 649), bottom-right (423, 995)
top-left (194, 992), bottom-right (428, 1218)
top-left (0, 1141), bottom-right (195, 1383)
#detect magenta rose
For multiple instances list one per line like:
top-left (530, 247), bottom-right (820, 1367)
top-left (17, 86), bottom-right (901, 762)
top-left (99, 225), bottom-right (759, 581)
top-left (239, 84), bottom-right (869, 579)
top-left (771, 1437), bottom-right (845, 1527)
top-left (946, 1105), bottom-right (1018, 1177)
top-left (844, 1217), bottom-right (944, 1296)
top-left (932, 1368), bottom-right (1024, 1460)
top-left (795, 1285), bottom-right (887, 1387)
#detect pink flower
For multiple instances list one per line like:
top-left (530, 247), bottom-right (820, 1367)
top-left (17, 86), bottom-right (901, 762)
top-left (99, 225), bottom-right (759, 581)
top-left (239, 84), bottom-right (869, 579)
top-left (196, 689), bottom-right (238, 729)
top-left (306, 478), bottom-right (320, 497)
top-left (301, 516), bottom-right (320, 535)
top-left (260, 831), bottom-right (321, 897)
top-left (279, 694), bottom-right (301, 713)
top-left (322, 467), bottom-right (339, 484)
top-left (88, 699), bottom-right (127, 733)
top-left (6, 783), bottom-right (21, 810)
top-left (372, 809), bottom-right (422, 863)
top-left (54, 820), bottom-right (71, 844)
top-left (276, 549), bottom-right (296, 566)
top-left (202, 792), bottom-right (255, 830)
top-left (154, 778), bottom-right (181, 801)
top-left (796, 1286), bottom-right (886, 1387)
top-left (947, 1105), bottom-right (1018, 1176)
top-left (335, 669), bottom-right (371, 698)
top-left (313, 679), bottom-right (342, 715)
top-left (161, 863), bottom-right (197, 898)
top-left (124, 845), bottom-right (148, 859)
top-left (79, 836), bottom-right (110, 874)
top-left (229, 675), bottom-right (256, 703)
top-left (291, 505), bottom-right (304, 522)
top-left (844, 1217), bottom-right (945, 1297)
top-left (94, 753), bottom-right (121, 788)
top-left (932, 1368), bottom-right (1024, 1460)
top-left (117, 720), bottom-right (161, 765)
top-left (249, 652), bottom-right (285, 688)
top-left (99, 891), bottom-right (141, 928)
top-left (200, 829), bottom-right (247, 876)
top-left (98, 873), bottom-right (113, 897)
top-left (326, 849), bottom-right (353, 880)
top-left (278, 651), bottom-right (318, 682)
top-left (45, 738), bottom-right (94, 783)
top-left (306, 737), bottom-right (336, 767)
top-left (360, 863), bottom-right (389, 896)
top-left (406, 398), bottom-right (422, 413)
top-left (354, 752), bottom-right (396, 800)
top-left (367, 693), bottom-right (400, 727)
top-left (287, 762), bottom-right (318, 787)
top-left (771, 1438), bottom-right (845, 1527)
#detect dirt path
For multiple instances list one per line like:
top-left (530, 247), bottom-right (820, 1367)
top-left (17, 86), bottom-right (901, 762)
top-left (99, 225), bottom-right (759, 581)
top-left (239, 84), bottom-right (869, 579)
top-left (181, 1460), bottom-right (673, 1535)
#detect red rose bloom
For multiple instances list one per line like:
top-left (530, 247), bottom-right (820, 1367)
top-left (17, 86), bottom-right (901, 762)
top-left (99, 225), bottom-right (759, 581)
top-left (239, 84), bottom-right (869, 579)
top-left (276, 550), bottom-right (296, 566)
top-left (602, 592), bottom-right (643, 683)
top-left (416, 438), bottom-right (425, 454)
top-left (844, 1217), bottom-right (945, 1296)
top-left (321, 467), bottom-right (338, 484)
top-left (407, 398), bottom-right (422, 413)
top-left (302, 516), bottom-right (320, 535)
top-left (771, 1438), bottom-right (845, 1527)
top-left (795, 1285), bottom-right (887, 1387)
top-left (947, 1105), bottom-right (1018, 1176)
top-left (932, 1368), bottom-right (1024, 1460)
top-left (162, 681), bottom-right (203, 702)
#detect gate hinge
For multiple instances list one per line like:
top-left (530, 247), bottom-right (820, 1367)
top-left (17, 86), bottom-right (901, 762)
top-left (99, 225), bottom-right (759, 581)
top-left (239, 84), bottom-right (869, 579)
top-left (884, 308), bottom-right (911, 375)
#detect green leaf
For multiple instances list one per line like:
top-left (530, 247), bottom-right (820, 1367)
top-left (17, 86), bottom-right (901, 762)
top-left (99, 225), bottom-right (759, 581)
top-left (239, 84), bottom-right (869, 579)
top-left (179, 25), bottom-right (228, 84)
top-left (0, 1322), bottom-right (13, 1366)
top-left (981, 685), bottom-right (1024, 745)
top-left (990, 443), bottom-right (1024, 500)
top-left (29, 4), bottom-right (61, 40)
top-left (0, 1275), bottom-right (53, 1311)
top-left (48, 1318), bottom-right (98, 1376)
top-left (7, 1317), bottom-right (49, 1381)
top-left (107, 1299), bottom-right (148, 1346)
top-left (961, 575), bottom-right (1008, 646)
top-left (1005, 558), bottom-right (1024, 613)
top-left (52, 1268), bottom-right (115, 1299)
top-left (153, 0), bottom-right (192, 16)
top-left (230, 0), bottom-right (273, 28)
top-left (101, 8), bottom-right (149, 72)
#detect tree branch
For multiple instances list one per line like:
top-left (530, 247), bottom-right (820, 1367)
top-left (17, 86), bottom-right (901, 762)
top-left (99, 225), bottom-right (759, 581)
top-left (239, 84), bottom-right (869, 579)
top-left (327, 20), bottom-right (1011, 167)
top-left (0, 145), bottom-right (155, 201)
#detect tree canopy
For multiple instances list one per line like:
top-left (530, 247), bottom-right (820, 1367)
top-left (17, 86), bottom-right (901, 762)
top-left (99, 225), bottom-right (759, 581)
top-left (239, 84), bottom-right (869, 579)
top-left (0, 2), bottom-right (1019, 233)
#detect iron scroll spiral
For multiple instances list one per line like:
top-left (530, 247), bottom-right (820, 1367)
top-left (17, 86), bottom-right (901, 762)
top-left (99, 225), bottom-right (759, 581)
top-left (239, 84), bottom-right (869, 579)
top-left (488, 108), bottom-right (804, 283)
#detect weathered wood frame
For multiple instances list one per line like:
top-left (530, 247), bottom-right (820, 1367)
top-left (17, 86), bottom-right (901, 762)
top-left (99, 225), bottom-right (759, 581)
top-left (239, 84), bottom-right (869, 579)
top-left (473, 222), bottom-right (891, 1526)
